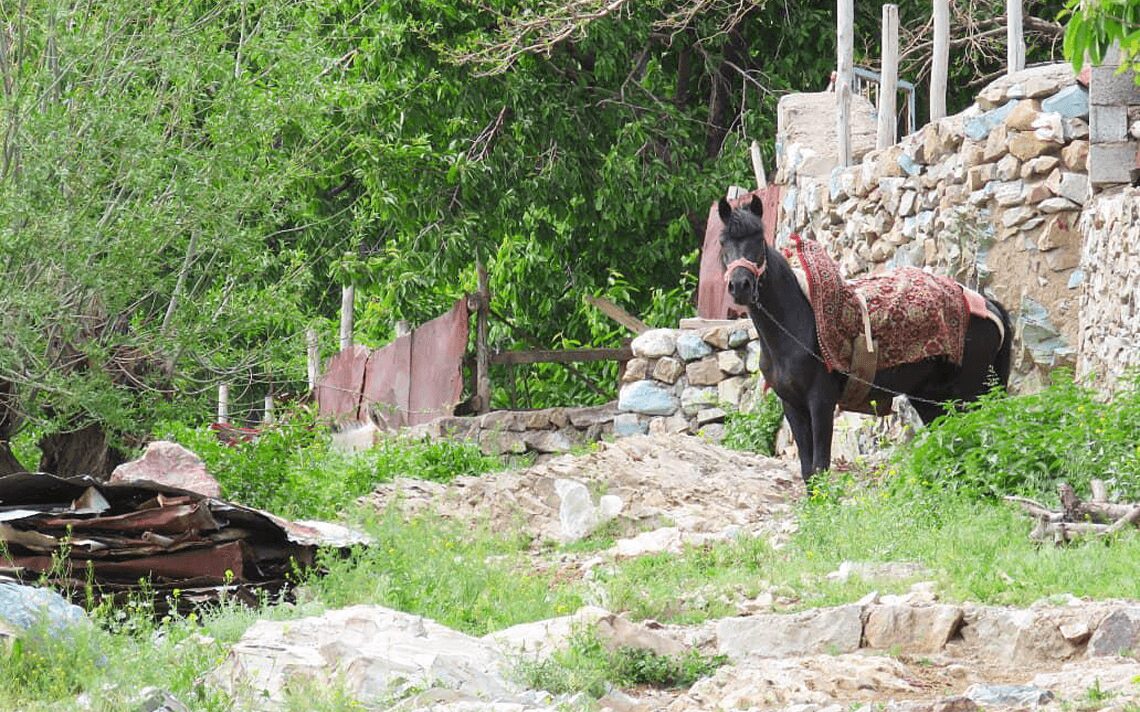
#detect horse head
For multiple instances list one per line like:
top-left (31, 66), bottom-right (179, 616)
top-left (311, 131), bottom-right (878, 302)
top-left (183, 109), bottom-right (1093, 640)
top-left (718, 194), bottom-right (768, 306)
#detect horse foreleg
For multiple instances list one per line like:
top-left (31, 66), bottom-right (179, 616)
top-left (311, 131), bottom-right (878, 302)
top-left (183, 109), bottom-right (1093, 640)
top-left (780, 398), bottom-right (814, 482)
top-left (806, 394), bottom-right (837, 480)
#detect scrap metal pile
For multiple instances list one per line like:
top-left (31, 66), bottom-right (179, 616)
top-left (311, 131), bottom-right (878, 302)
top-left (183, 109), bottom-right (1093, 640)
top-left (0, 471), bottom-right (368, 612)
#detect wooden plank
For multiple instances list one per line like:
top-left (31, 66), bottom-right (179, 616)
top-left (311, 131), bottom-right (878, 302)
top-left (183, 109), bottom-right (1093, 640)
top-left (877, 5), bottom-right (900, 150)
top-left (584, 295), bottom-right (649, 334)
top-left (490, 347), bottom-right (633, 366)
top-left (306, 328), bottom-right (319, 392)
top-left (750, 140), bottom-right (767, 189)
top-left (836, 0), bottom-right (854, 167)
top-left (931, 0), bottom-right (949, 121)
top-left (678, 317), bottom-right (753, 330)
top-left (475, 262), bottom-right (491, 414)
top-left (217, 384), bottom-right (229, 425)
top-left (1006, 0), bottom-right (1024, 74)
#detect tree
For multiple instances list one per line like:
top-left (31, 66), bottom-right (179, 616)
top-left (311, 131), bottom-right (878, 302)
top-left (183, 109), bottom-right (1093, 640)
top-left (1062, 0), bottom-right (1140, 79)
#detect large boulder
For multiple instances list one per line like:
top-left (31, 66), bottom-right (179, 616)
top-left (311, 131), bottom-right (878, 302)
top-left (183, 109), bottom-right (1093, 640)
top-left (109, 440), bottom-right (221, 498)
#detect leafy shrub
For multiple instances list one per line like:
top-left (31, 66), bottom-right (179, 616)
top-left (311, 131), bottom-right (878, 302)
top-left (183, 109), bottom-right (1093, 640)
top-left (893, 371), bottom-right (1140, 501)
top-left (154, 409), bottom-right (503, 518)
top-left (721, 391), bottom-right (784, 456)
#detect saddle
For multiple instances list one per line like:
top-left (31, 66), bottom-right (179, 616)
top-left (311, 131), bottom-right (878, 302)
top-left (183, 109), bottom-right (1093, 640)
top-left (783, 235), bottom-right (972, 415)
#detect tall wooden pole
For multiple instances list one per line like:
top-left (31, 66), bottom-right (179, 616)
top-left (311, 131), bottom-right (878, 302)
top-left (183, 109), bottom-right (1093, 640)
top-left (339, 285), bottom-right (354, 352)
top-left (877, 5), bottom-right (900, 149)
top-left (750, 140), bottom-right (767, 189)
top-left (475, 262), bottom-right (491, 414)
top-left (836, 0), bottom-right (854, 167)
top-left (1006, 0), bottom-right (1025, 74)
top-left (931, 0), bottom-right (950, 121)
top-left (306, 328), bottom-right (319, 392)
top-left (263, 395), bottom-right (275, 424)
top-left (217, 384), bottom-right (229, 425)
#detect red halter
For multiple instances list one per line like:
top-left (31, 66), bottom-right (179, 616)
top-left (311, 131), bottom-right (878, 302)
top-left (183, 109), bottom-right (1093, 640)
top-left (723, 257), bottom-right (767, 283)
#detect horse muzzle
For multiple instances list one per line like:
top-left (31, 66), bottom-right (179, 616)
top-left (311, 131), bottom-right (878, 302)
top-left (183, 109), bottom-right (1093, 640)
top-left (724, 258), bottom-right (765, 305)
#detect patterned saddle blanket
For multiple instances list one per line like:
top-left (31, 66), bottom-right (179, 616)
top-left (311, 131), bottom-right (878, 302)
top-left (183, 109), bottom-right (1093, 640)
top-left (783, 235), bottom-right (970, 373)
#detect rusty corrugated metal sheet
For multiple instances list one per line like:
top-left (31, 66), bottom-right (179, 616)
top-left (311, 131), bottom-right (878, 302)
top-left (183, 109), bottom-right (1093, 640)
top-left (697, 187), bottom-right (781, 319)
top-left (318, 298), bottom-right (469, 429)
top-left (0, 472), bottom-right (368, 613)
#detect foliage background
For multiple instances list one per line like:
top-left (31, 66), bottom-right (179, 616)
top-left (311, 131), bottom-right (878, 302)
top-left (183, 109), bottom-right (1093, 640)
top-left (0, 0), bottom-right (1068, 472)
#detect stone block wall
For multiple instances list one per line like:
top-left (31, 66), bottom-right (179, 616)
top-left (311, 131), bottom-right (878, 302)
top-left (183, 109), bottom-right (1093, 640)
top-left (777, 64), bottom-right (1092, 385)
top-left (1078, 187), bottom-right (1140, 391)
top-left (615, 324), bottom-right (765, 440)
top-left (1088, 49), bottom-right (1140, 186)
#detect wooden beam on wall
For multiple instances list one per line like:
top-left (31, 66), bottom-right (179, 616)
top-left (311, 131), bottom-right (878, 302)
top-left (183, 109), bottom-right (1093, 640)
top-left (584, 295), bottom-right (650, 334)
top-left (836, 0), bottom-right (854, 167)
top-left (877, 4), bottom-right (900, 150)
top-left (931, 0), bottom-right (949, 121)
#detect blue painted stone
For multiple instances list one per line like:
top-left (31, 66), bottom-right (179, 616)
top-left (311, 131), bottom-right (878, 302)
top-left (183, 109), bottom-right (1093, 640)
top-left (612, 413), bottom-right (648, 437)
top-left (1067, 269), bottom-right (1085, 289)
top-left (897, 152), bottom-right (922, 176)
top-left (964, 100), bottom-right (1018, 141)
top-left (1042, 85), bottom-right (1090, 120)
top-left (0, 582), bottom-right (88, 638)
top-left (675, 331), bottom-right (713, 361)
top-left (727, 328), bottom-right (750, 348)
top-left (618, 380), bottom-right (679, 416)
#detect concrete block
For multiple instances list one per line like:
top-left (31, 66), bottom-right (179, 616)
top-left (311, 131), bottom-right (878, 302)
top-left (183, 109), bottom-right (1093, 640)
top-left (1090, 104), bottom-right (1129, 143)
top-left (1089, 65), bottom-right (1140, 106)
top-left (1089, 142), bottom-right (1140, 185)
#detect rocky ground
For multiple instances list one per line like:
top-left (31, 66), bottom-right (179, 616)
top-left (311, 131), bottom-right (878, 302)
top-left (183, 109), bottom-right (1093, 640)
top-left (214, 434), bottom-right (1140, 711)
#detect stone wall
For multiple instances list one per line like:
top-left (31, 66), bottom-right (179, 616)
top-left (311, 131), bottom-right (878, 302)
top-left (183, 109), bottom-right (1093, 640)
top-left (615, 324), bottom-right (764, 440)
top-left (776, 64), bottom-right (1093, 386)
top-left (1077, 186), bottom-right (1140, 391)
top-left (409, 322), bottom-right (766, 456)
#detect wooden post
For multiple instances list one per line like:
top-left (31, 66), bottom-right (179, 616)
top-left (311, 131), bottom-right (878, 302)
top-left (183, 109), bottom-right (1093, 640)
top-left (750, 140), bottom-right (767, 189)
top-left (877, 5), bottom-right (900, 150)
top-left (931, 0), bottom-right (950, 121)
top-left (475, 262), bottom-right (491, 414)
top-left (339, 285), bottom-right (354, 352)
top-left (217, 384), bottom-right (229, 425)
top-left (1006, 0), bottom-right (1025, 74)
top-left (263, 395), bottom-right (275, 424)
top-left (836, 0), bottom-right (854, 167)
top-left (306, 328), bottom-right (319, 392)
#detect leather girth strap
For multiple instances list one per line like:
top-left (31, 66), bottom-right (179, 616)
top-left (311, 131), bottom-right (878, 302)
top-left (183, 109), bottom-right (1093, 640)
top-left (837, 294), bottom-right (887, 415)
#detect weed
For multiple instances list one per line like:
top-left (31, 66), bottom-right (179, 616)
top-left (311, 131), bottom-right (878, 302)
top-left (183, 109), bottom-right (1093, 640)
top-left (722, 392), bottom-right (784, 456)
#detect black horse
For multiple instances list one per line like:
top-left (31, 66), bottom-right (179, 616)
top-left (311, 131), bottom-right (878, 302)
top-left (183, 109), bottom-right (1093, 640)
top-left (719, 194), bottom-right (1012, 483)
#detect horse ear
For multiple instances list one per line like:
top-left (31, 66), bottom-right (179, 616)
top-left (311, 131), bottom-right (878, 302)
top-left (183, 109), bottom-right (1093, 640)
top-left (717, 197), bottom-right (733, 223)
top-left (748, 193), bottom-right (764, 218)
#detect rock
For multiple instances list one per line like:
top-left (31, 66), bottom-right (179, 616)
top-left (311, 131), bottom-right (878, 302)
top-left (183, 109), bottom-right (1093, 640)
top-left (622, 357), bottom-right (650, 382)
top-left (1055, 171), bottom-right (1089, 205)
top-left (718, 376), bottom-right (746, 406)
top-left (612, 413), bottom-right (648, 437)
top-left (863, 604), bottom-right (964, 653)
top-left (1038, 197), bottom-right (1079, 213)
top-left (1061, 140), bottom-right (1089, 171)
top-left (210, 605), bottom-right (525, 708)
top-left (647, 412), bottom-right (691, 435)
top-left (133, 688), bottom-right (191, 712)
top-left (686, 356), bottom-right (723, 386)
top-left (983, 123), bottom-right (1010, 161)
top-left (595, 614), bottom-right (687, 657)
top-left (1041, 84), bottom-right (1090, 119)
top-left (675, 331), bottom-right (713, 361)
top-left (727, 327), bottom-right (750, 348)
top-left (745, 342), bottom-right (764, 372)
top-left (0, 581), bottom-right (89, 642)
top-left (1021, 155), bottom-right (1059, 177)
top-left (1004, 99), bottom-right (1041, 131)
top-left (110, 440), bottom-right (221, 498)
top-left (992, 180), bottom-right (1025, 206)
top-left (977, 64), bottom-right (1077, 108)
top-left (618, 380), bottom-right (679, 416)
top-left (555, 478), bottom-right (622, 542)
top-left (1062, 116), bottom-right (1090, 141)
top-left (696, 407), bottom-right (727, 426)
top-left (954, 606), bottom-right (1083, 664)
top-left (717, 605), bottom-right (863, 659)
top-left (966, 164), bottom-right (995, 191)
top-left (995, 154), bottom-right (1021, 181)
top-left (631, 329), bottom-right (677, 359)
top-left (680, 386), bottom-right (719, 414)
top-left (965, 100), bottom-right (1017, 141)
top-left (611, 527), bottom-right (685, 557)
top-left (932, 696), bottom-right (979, 712)
top-left (717, 350), bottom-right (745, 376)
top-left (964, 684), bottom-right (1054, 707)
top-left (1009, 130), bottom-right (1062, 160)
top-left (524, 430), bottom-right (574, 453)
top-left (1087, 608), bottom-right (1140, 657)
top-left (1031, 111), bottom-right (1065, 144)
top-left (652, 357), bottom-right (685, 384)
top-left (486, 606), bottom-right (612, 661)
